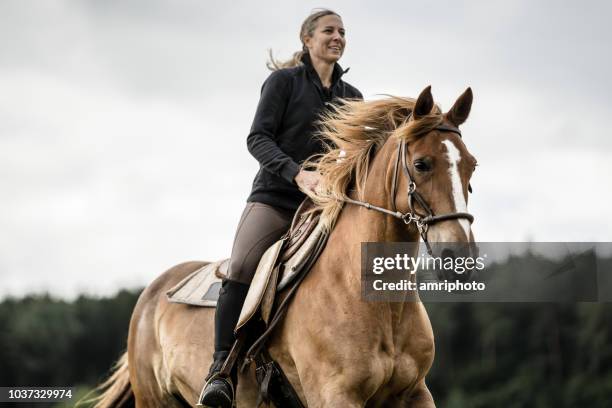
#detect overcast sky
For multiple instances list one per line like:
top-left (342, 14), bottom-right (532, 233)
top-left (1, 0), bottom-right (611, 298)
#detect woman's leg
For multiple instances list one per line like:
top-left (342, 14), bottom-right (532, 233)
top-left (199, 202), bottom-right (293, 407)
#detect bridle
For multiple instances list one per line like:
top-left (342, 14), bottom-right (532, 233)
top-left (340, 117), bottom-right (474, 254)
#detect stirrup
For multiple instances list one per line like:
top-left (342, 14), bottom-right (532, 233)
top-left (197, 372), bottom-right (236, 408)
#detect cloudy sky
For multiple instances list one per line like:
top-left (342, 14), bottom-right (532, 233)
top-left (1, 0), bottom-right (611, 298)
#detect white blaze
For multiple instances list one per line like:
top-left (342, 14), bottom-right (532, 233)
top-left (441, 139), bottom-right (471, 240)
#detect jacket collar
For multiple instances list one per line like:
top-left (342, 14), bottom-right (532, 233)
top-left (301, 52), bottom-right (349, 88)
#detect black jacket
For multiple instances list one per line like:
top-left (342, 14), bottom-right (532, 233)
top-left (246, 53), bottom-right (363, 210)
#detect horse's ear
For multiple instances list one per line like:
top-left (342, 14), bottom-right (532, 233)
top-left (413, 85), bottom-right (434, 119)
top-left (446, 87), bottom-right (473, 127)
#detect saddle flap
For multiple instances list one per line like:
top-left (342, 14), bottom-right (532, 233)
top-left (261, 265), bottom-right (280, 325)
top-left (235, 239), bottom-right (285, 333)
top-left (278, 222), bottom-right (328, 290)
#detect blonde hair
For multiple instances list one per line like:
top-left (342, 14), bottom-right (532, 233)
top-left (267, 9), bottom-right (340, 70)
top-left (304, 97), bottom-right (443, 228)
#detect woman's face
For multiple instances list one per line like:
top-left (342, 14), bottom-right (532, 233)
top-left (304, 14), bottom-right (346, 64)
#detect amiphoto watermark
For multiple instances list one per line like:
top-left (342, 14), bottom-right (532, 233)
top-left (361, 242), bottom-right (612, 302)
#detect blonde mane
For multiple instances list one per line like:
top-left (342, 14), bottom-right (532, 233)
top-left (303, 97), bottom-right (444, 229)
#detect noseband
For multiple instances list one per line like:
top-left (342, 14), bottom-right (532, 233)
top-left (341, 119), bottom-right (474, 254)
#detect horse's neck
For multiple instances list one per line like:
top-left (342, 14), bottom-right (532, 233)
top-left (323, 141), bottom-right (422, 320)
top-left (327, 198), bottom-right (420, 330)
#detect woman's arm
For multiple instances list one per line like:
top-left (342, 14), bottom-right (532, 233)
top-left (246, 70), bottom-right (300, 184)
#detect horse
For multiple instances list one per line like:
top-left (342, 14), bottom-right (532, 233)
top-left (92, 85), bottom-right (477, 407)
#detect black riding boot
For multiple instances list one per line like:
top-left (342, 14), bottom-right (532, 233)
top-left (198, 280), bottom-right (250, 408)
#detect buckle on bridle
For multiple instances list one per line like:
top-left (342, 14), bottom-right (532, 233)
top-left (402, 212), bottom-right (425, 226)
top-left (401, 213), bottom-right (414, 224)
top-left (416, 220), bottom-right (428, 234)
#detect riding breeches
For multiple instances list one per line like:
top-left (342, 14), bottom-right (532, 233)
top-left (213, 202), bottom-right (293, 354)
top-left (225, 202), bottom-right (294, 284)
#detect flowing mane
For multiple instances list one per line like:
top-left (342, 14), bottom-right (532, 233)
top-left (304, 96), bottom-right (444, 228)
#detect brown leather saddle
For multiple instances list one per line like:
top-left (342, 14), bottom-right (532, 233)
top-left (214, 198), bottom-right (325, 285)
top-left (281, 199), bottom-right (320, 262)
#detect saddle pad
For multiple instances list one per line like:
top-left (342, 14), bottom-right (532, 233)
top-left (165, 260), bottom-right (227, 307)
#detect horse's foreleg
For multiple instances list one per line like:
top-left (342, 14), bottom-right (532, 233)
top-left (403, 380), bottom-right (435, 408)
top-left (298, 371), bottom-right (374, 408)
top-left (306, 392), bottom-right (366, 408)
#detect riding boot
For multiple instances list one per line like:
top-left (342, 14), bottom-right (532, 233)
top-left (198, 280), bottom-right (250, 408)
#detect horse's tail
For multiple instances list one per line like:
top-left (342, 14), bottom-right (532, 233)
top-left (85, 352), bottom-right (135, 408)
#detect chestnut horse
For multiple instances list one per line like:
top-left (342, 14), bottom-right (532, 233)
top-left (92, 86), bottom-right (477, 407)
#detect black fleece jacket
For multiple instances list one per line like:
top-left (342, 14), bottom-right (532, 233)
top-left (246, 53), bottom-right (363, 211)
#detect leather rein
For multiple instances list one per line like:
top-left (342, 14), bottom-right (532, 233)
top-left (340, 118), bottom-right (474, 254)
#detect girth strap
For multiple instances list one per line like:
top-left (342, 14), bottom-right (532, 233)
top-left (254, 350), bottom-right (305, 408)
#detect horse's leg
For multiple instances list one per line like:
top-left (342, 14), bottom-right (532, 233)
top-left (310, 393), bottom-right (367, 408)
top-left (402, 380), bottom-right (435, 408)
top-left (272, 328), bottom-right (382, 408)
top-left (159, 301), bottom-right (262, 407)
top-left (129, 261), bottom-right (208, 407)
top-left (270, 336), bottom-right (376, 408)
top-left (146, 262), bottom-right (261, 407)
top-left (269, 259), bottom-right (391, 408)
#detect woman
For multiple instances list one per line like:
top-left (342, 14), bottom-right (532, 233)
top-left (198, 9), bottom-right (362, 407)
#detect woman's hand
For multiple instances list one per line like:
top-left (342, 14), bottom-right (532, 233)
top-left (294, 170), bottom-right (322, 194)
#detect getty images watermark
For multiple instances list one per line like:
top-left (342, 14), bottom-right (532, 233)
top-left (371, 251), bottom-right (486, 292)
top-left (361, 242), bottom-right (610, 302)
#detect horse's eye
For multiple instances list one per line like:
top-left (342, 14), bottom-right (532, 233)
top-left (414, 160), bottom-right (430, 172)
